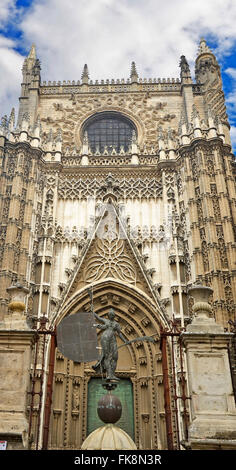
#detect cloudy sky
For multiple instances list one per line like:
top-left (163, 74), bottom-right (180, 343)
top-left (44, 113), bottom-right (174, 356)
top-left (0, 0), bottom-right (236, 150)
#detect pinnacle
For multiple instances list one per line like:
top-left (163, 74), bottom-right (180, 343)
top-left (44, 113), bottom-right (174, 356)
top-left (131, 61), bottom-right (138, 76)
top-left (130, 61), bottom-right (138, 82)
top-left (198, 37), bottom-right (212, 56)
top-left (9, 108), bottom-right (15, 121)
top-left (9, 108), bottom-right (15, 130)
top-left (81, 64), bottom-right (89, 82)
top-left (28, 43), bottom-right (36, 60)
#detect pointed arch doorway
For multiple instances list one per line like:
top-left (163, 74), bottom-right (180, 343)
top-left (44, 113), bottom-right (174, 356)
top-left (44, 279), bottom-right (168, 450)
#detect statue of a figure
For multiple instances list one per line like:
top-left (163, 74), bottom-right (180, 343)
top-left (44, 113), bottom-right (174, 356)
top-left (92, 308), bottom-right (128, 381)
top-left (179, 55), bottom-right (191, 77)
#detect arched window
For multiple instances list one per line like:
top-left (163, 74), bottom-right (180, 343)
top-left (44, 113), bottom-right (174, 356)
top-left (83, 112), bottom-right (136, 153)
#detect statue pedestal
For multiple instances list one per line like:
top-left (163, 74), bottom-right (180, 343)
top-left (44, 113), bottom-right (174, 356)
top-left (0, 284), bottom-right (36, 449)
top-left (181, 285), bottom-right (236, 449)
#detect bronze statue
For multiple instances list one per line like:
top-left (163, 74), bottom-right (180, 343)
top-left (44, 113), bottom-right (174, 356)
top-left (92, 308), bottom-right (128, 381)
top-left (88, 288), bottom-right (155, 383)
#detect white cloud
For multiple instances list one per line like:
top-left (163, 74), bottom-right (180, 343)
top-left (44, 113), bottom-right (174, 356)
top-left (225, 68), bottom-right (236, 80)
top-left (0, 1), bottom-right (24, 117)
top-left (19, 0), bottom-right (236, 81)
top-left (0, 35), bottom-right (23, 118)
top-left (0, 0), bottom-right (15, 26)
top-left (1, 0), bottom-right (236, 132)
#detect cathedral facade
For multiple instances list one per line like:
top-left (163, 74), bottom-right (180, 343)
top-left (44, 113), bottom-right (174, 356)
top-left (0, 38), bottom-right (236, 450)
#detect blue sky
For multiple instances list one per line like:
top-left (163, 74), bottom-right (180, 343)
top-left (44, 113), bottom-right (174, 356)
top-left (0, 0), bottom-right (236, 152)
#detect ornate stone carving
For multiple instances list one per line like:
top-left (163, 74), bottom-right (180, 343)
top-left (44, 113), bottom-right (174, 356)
top-left (39, 88), bottom-right (178, 152)
top-left (57, 175), bottom-right (163, 200)
top-left (195, 187), bottom-right (203, 225)
top-left (200, 228), bottom-right (209, 272)
top-left (84, 237), bottom-right (136, 284)
top-left (210, 184), bottom-right (221, 221)
top-left (216, 225), bottom-right (228, 269)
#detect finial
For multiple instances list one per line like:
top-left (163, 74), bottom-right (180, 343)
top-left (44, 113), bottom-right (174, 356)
top-left (130, 61), bottom-right (138, 82)
top-left (191, 104), bottom-right (200, 120)
top-left (0, 115), bottom-right (8, 136)
top-left (198, 37), bottom-right (212, 56)
top-left (81, 64), bottom-right (89, 83)
top-left (131, 129), bottom-right (137, 144)
top-left (95, 145), bottom-right (101, 156)
top-left (22, 112), bottom-right (30, 124)
top-left (47, 128), bottom-right (53, 142)
top-left (157, 125), bottom-right (163, 140)
top-left (167, 127), bottom-right (174, 141)
top-left (83, 131), bottom-right (88, 145)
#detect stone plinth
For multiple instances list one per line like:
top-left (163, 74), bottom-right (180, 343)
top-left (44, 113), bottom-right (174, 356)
top-left (0, 284), bottom-right (36, 449)
top-left (5, 283), bottom-right (30, 330)
top-left (181, 284), bottom-right (236, 450)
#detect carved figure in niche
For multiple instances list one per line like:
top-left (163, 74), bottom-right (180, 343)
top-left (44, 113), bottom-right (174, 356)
top-left (92, 307), bottom-right (128, 381)
top-left (72, 384), bottom-right (80, 411)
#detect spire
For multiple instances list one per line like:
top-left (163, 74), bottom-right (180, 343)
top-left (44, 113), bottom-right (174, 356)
top-left (28, 43), bottom-right (36, 60)
top-left (195, 37), bottom-right (221, 87)
top-left (22, 44), bottom-right (39, 80)
top-left (25, 44), bottom-right (37, 71)
top-left (130, 61), bottom-right (138, 83)
top-left (18, 44), bottom-right (40, 129)
top-left (81, 64), bottom-right (89, 84)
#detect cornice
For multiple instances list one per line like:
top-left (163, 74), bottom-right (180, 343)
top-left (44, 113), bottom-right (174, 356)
top-left (177, 136), bottom-right (232, 155)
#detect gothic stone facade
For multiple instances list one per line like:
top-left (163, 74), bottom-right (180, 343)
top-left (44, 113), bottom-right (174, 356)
top-left (0, 39), bottom-right (236, 450)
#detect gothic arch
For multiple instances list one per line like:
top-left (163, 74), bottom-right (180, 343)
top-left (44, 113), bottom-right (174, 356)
top-left (53, 278), bottom-right (169, 330)
top-left (48, 279), bottom-right (167, 449)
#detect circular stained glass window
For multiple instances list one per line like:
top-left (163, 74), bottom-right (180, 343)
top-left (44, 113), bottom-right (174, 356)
top-left (83, 112), bottom-right (136, 153)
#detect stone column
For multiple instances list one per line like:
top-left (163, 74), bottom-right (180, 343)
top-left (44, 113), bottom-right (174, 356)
top-left (181, 284), bottom-right (236, 450)
top-left (0, 283), bottom-right (36, 449)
